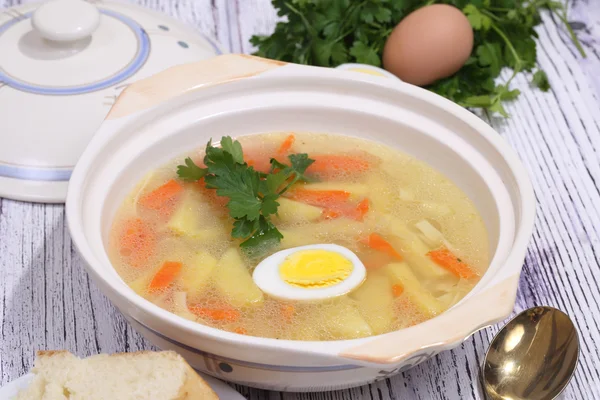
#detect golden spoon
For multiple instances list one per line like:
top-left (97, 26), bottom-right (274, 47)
top-left (481, 306), bottom-right (579, 400)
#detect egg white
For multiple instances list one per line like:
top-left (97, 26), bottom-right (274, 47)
top-left (252, 244), bottom-right (366, 301)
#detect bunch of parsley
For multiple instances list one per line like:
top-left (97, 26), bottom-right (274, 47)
top-left (250, 0), bottom-right (585, 117)
top-left (177, 137), bottom-right (314, 255)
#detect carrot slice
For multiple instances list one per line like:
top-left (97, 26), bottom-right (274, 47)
top-left (287, 189), bottom-right (351, 208)
top-left (277, 134), bottom-right (295, 155)
top-left (149, 261), bottom-right (182, 292)
top-left (355, 198), bottom-right (370, 220)
top-left (322, 209), bottom-right (341, 220)
top-left (234, 327), bottom-right (248, 335)
top-left (249, 159), bottom-right (271, 173)
top-left (244, 147), bottom-right (272, 173)
top-left (139, 179), bottom-right (184, 216)
top-left (306, 154), bottom-right (370, 178)
top-left (320, 198), bottom-right (370, 221)
top-left (360, 233), bottom-right (403, 261)
top-left (189, 306), bottom-right (240, 322)
top-left (427, 248), bottom-right (478, 279)
top-left (119, 218), bottom-right (156, 268)
top-left (246, 158), bottom-right (272, 173)
top-left (392, 284), bottom-right (404, 297)
top-left (290, 189), bottom-right (370, 221)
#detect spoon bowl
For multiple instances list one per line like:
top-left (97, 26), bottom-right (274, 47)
top-left (482, 306), bottom-right (579, 400)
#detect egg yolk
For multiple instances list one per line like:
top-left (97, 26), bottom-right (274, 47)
top-left (348, 68), bottom-right (387, 77)
top-left (279, 250), bottom-right (354, 289)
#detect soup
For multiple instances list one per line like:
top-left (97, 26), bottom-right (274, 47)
top-left (108, 132), bottom-right (489, 341)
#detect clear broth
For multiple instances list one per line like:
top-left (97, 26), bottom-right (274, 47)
top-left (108, 133), bottom-right (489, 340)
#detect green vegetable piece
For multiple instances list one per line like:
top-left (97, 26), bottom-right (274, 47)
top-left (477, 43), bottom-right (503, 77)
top-left (240, 215), bottom-right (284, 257)
top-left (463, 4), bottom-right (491, 31)
top-left (209, 168), bottom-right (262, 220)
top-left (220, 136), bottom-right (244, 164)
top-left (231, 217), bottom-right (257, 239)
top-left (264, 170), bottom-right (289, 193)
top-left (261, 193), bottom-right (280, 218)
top-left (177, 157), bottom-right (206, 182)
top-left (349, 41), bottom-right (380, 67)
top-left (532, 70), bottom-right (550, 91)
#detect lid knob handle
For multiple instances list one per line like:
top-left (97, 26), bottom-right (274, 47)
top-left (32, 0), bottom-right (100, 42)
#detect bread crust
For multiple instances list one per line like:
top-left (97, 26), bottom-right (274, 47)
top-left (36, 350), bottom-right (71, 358)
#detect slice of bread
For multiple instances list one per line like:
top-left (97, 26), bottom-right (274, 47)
top-left (15, 350), bottom-right (219, 400)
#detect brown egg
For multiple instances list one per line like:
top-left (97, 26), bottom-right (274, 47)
top-left (383, 4), bottom-right (474, 86)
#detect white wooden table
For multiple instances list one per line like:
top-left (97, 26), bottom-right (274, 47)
top-left (2, 0), bottom-right (600, 399)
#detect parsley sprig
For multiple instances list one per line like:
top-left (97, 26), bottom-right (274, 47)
top-left (177, 137), bottom-right (315, 254)
top-left (250, 0), bottom-right (586, 117)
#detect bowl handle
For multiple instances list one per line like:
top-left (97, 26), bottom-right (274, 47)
top-left (107, 54), bottom-right (286, 120)
top-left (339, 274), bottom-right (520, 365)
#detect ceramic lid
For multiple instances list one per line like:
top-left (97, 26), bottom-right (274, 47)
top-left (0, 0), bottom-right (224, 203)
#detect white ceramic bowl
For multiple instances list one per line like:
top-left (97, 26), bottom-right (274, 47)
top-left (66, 54), bottom-right (535, 392)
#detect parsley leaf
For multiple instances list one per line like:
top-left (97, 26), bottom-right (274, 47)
top-left (264, 170), bottom-right (289, 193)
top-left (220, 136), bottom-right (244, 164)
top-left (177, 157), bottom-right (207, 182)
top-left (206, 167), bottom-right (262, 220)
top-left (331, 42), bottom-right (349, 64)
top-left (270, 152), bottom-right (317, 194)
top-left (261, 193), bottom-right (280, 217)
top-left (287, 153), bottom-right (316, 180)
top-left (240, 216), bottom-right (284, 254)
top-left (269, 158), bottom-right (288, 172)
top-left (271, 153), bottom-right (315, 181)
top-left (532, 70), bottom-right (550, 91)
top-left (496, 85), bottom-right (521, 101)
top-left (349, 41), bottom-right (381, 67)
top-left (232, 217), bottom-right (257, 239)
top-left (477, 43), bottom-right (503, 77)
top-left (464, 4), bottom-right (491, 31)
top-left (489, 98), bottom-right (509, 118)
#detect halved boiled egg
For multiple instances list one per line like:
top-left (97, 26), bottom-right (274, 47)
top-left (252, 244), bottom-right (366, 301)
